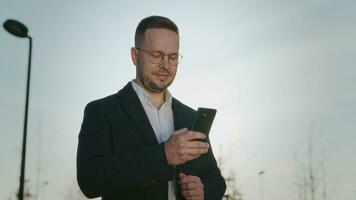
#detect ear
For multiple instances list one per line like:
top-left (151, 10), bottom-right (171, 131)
top-left (130, 47), bottom-right (138, 66)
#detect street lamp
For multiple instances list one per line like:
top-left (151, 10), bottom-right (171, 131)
top-left (3, 19), bottom-right (33, 200)
top-left (258, 171), bottom-right (265, 200)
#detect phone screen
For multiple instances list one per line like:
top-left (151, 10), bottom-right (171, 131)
top-left (191, 107), bottom-right (217, 137)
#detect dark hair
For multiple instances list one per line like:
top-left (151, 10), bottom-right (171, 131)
top-left (135, 15), bottom-right (179, 47)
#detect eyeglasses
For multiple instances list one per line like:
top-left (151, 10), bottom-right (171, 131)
top-left (136, 48), bottom-right (182, 66)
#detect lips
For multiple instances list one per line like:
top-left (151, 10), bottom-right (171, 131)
top-left (154, 73), bottom-right (169, 81)
top-left (155, 73), bottom-right (169, 76)
top-left (153, 70), bottom-right (170, 81)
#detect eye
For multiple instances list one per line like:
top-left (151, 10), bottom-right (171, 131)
top-left (168, 54), bottom-right (178, 60)
top-left (151, 51), bottom-right (163, 58)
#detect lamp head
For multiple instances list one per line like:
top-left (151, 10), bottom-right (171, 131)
top-left (3, 19), bottom-right (28, 38)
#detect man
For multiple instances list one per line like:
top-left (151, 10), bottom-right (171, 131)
top-left (77, 16), bottom-right (226, 200)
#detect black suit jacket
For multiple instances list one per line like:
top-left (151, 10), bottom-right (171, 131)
top-left (77, 83), bottom-right (226, 200)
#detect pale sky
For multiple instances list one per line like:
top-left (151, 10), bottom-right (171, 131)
top-left (1, 0), bottom-right (355, 199)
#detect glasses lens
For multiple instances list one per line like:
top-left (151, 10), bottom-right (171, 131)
top-left (168, 54), bottom-right (182, 66)
top-left (150, 51), bottom-right (163, 64)
top-left (142, 49), bottom-right (182, 66)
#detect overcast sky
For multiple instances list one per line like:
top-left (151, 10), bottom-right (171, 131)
top-left (1, 0), bottom-right (355, 199)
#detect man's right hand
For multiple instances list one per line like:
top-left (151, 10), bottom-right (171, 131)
top-left (164, 128), bottom-right (210, 166)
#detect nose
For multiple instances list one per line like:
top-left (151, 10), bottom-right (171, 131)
top-left (159, 54), bottom-right (170, 69)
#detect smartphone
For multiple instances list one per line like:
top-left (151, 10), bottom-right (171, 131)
top-left (191, 107), bottom-right (217, 139)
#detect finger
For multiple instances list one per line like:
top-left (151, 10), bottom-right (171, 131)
top-left (180, 178), bottom-right (201, 186)
top-left (184, 197), bottom-right (203, 200)
top-left (179, 172), bottom-right (186, 178)
top-left (185, 141), bottom-right (210, 149)
top-left (185, 196), bottom-right (203, 200)
top-left (179, 175), bottom-right (190, 184)
top-left (179, 175), bottom-right (201, 184)
top-left (180, 181), bottom-right (201, 190)
top-left (185, 131), bottom-right (207, 141)
top-left (181, 188), bottom-right (203, 198)
top-left (181, 195), bottom-right (203, 200)
top-left (184, 148), bottom-right (209, 157)
top-left (175, 128), bottom-right (189, 135)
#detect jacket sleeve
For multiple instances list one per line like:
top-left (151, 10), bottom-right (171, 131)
top-left (198, 138), bottom-right (227, 200)
top-left (177, 138), bottom-right (226, 200)
top-left (76, 102), bottom-right (173, 198)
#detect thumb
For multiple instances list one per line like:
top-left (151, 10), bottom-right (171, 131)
top-left (179, 172), bottom-right (186, 178)
top-left (175, 128), bottom-right (189, 135)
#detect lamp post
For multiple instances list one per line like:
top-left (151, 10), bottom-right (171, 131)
top-left (3, 19), bottom-right (32, 200)
top-left (258, 171), bottom-right (265, 200)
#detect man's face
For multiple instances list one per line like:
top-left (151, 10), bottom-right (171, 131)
top-left (132, 28), bottom-right (179, 93)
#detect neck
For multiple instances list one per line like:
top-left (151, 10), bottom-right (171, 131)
top-left (150, 91), bottom-right (166, 109)
top-left (134, 79), bottom-right (166, 108)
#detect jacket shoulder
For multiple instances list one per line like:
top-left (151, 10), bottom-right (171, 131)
top-left (85, 93), bottom-right (120, 111)
top-left (85, 83), bottom-right (132, 110)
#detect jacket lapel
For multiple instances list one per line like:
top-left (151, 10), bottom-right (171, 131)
top-left (172, 98), bottom-right (187, 131)
top-left (118, 83), bottom-right (158, 146)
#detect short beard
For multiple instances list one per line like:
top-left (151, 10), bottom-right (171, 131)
top-left (138, 69), bottom-right (172, 93)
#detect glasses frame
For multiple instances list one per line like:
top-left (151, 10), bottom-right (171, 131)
top-left (136, 47), bottom-right (182, 66)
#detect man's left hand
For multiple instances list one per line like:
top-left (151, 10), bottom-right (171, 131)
top-left (178, 172), bottom-right (204, 200)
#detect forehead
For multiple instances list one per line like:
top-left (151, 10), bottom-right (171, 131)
top-left (143, 28), bottom-right (179, 52)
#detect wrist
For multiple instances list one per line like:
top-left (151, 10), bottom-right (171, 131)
top-left (164, 142), bottom-right (172, 165)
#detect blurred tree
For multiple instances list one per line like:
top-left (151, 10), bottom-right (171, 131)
top-left (218, 144), bottom-right (243, 200)
top-left (293, 127), bottom-right (332, 200)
